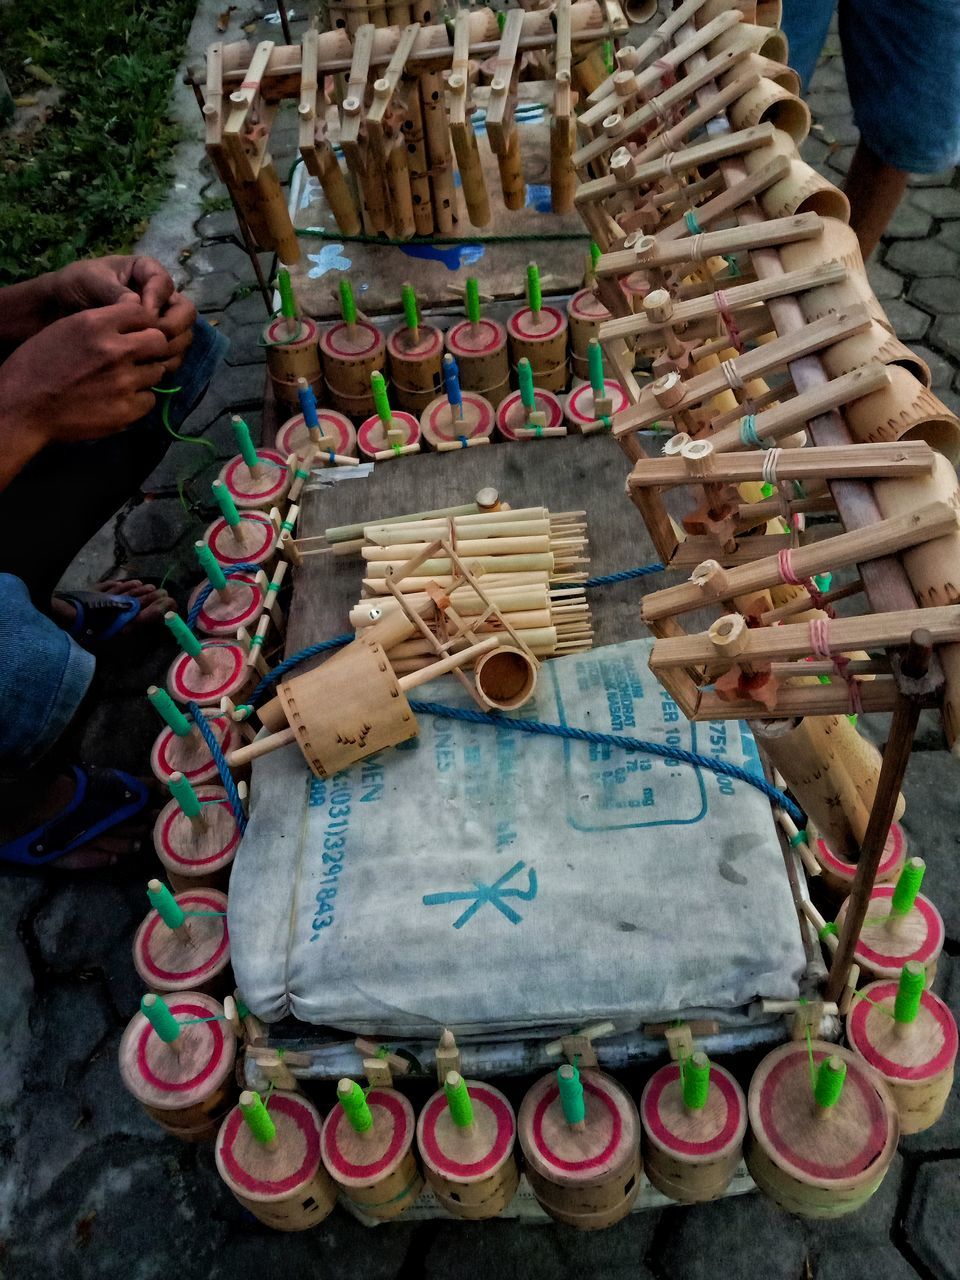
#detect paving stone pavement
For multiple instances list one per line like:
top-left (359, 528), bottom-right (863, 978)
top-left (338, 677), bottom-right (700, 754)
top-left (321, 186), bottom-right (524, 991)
top-left (3, 8), bottom-right (960, 1279)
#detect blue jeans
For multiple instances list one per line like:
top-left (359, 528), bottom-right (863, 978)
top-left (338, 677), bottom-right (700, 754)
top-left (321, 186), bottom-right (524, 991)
top-left (0, 317), bottom-right (228, 771)
top-left (783, 0), bottom-right (960, 174)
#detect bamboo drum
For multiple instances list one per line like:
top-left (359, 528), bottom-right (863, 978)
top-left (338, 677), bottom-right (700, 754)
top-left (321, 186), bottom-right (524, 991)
top-left (262, 316), bottom-right (323, 407)
top-left (319, 319), bottom-right (387, 416)
top-left (496, 389), bottom-right (566, 440)
top-left (834, 884), bottom-right (945, 985)
top-left (419, 391), bottom-right (495, 449)
top-left (149, 712), bottom-right (239, 786)
top-left (133, 888), bottom-right (231, 995)
top-left (417, 1078), bottom-right (519, 1219)
top-left (507, 304), bottom-right (569, 392)
top-left (320, 1087), bottom-right (423, 1219)
top-left (153, 785), bottom-right (241, 891)
top-left (187, 572), bottom-right (265, 637)
top-left (276, 407), bottom-right (357, 459)
top-left (445, 317), bottom-right (511, 408)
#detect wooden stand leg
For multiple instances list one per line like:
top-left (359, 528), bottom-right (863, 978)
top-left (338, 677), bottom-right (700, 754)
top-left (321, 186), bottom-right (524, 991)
top-left (825, 631), bottom-right (935, 1002)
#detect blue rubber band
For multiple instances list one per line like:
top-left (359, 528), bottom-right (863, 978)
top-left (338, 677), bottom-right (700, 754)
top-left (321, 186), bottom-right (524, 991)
top-left (684, 210), bottom-right (702, 234)
top-left (739, 415), bottom-right (760, 448)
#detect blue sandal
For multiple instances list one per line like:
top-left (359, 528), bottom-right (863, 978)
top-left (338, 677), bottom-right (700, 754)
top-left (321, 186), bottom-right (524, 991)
top-left (53, 590), bottom-right (143, 649)
top-left (0, 765), bottom-right (148, 868)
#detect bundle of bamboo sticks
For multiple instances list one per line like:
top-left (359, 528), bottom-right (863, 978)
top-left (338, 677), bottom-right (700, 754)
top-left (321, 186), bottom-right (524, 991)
top-left (347, 506), bottom-right (594, 666)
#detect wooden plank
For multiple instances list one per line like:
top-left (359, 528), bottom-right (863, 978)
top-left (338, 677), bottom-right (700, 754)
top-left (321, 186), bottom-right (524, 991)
top-left (668, 533), bottom-right (794, 567)
top-left (576, 123), bottom-right (775, 208)
top-left (690, 681), bottom-right (901, 719)
top-left (628, 441), bottom-right (936, 490)
top-left (613, 306), bottom-right (872, 436)
top-left (599, 261), bottom-right (847, 343)
top-left (651, 605), bottom-right (960, 671)
top-left (642, 501), bottom-right (960, 622)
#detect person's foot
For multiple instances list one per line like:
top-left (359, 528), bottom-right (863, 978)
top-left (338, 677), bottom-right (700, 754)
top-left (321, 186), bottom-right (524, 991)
top-left (50, 578), bottom-right (175, 647)
top-left (0, 765), bottom-right (149, 871)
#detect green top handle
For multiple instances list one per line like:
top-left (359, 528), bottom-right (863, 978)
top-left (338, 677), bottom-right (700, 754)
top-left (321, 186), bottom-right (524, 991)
top-left (526, 262), bottom-right (542, 316)
top-left (466, 277), bottom-right (481, 326)
top-left (339, 278), bottom-right (357, 326)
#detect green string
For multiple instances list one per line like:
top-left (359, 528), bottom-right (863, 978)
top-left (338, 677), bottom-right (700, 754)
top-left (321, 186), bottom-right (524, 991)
top-left (258, 312), bottom-right (307, 346)
top-left (152, 386), bottom-right (216, 455)
top-left (849, 987), bottom-right (897, 1021)
top-left (182, 909), bottom-right (228, 917)
top-left (789, 830), bottom-right (809, 847)
top-left (723, 254), bottom-right (740, 278)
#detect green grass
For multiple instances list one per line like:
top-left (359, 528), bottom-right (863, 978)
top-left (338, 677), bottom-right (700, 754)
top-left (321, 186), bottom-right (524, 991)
top-left (0, 0), bottom-right (196, 284)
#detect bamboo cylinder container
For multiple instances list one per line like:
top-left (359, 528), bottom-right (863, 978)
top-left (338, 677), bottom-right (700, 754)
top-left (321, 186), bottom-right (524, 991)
top-left (564, 380), bottom-right (629, 430)
top-left (276, 407), bottom-right (357, 460)
top-left (846, 971), bottom-right (958, 1134)
top-left (518, 1068), bottom-right (641, 1229)
top-left (746, 1041), bottom-right (899, 1218)
top-left (319, 318), bottom-right (387, 417)
top-left (205, 511), bottom-right (277, 569)
top-left (387, 323), bottom-right (445, 413)
top-left (875, 452), bottom-right (960, 748)
top-left (710, 22), bottom-right (789, 64)
top-left (473, 645), bottom-right (538, 711)
top-left (821, 321), bottom-right (932, 390)
top-left (777, 219), bottom-right (895, 339)
top-left (217, 450), bottom-right (291, 513)
top-left (567, 288), bottom-right (610, 367)
top-left (445, 318), bottom-right (511, 409)
top-left (153, 785), bottom-right (241, 892)
top-left (419, 392), bottom-right (495, 449)
top-left (216, 1092), bottom-right (337, 1229)
top-left (357, 409), bottom-right (421, 460)
top-left (496, 389), bottom-right (565, 441)
top-left (187, 571), bottom-right (265, 638)
top-left (149, 711), bottom-right (239, 787)
top-left (166, 639), bottom-right (251, 709)
top-left (727, 77), bottom-right (811, 144)
top-left (119, 992), bottom-right (238, 1141)
top-left (752, 716), bottom-right (863, 859)
top-left (813, 822), bottom-right (908, 898)
top-left (640, 1057), bottom-right (747, 1204)
top-left (841, 365), bottom-right (960, 462)
top-left (743, 130), bottom-right (850, 222)
top-left (416, 1077), bottom-right (519, 1219)
top-left (133, 888), bottom-right (230, 995)
top-left (320, 1087), bottom-right (423, 1219)
top-left (261, 316), bottom-right (323, 407)
top-left (507, 304), bottom-right (569, 392)
top-left (719, 51), bottom-right (800, 96)
top-left (834, 881), bottom-right (945, 986)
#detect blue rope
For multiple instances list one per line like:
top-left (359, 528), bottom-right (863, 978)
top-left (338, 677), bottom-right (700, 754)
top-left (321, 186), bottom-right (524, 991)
top-left (247, 633), bottom-right (354, 705)
top-left (186, 563), bottom-right (260, 630)
top-left (408, 700), bottom-right (804, 824)
top-left (584, 564), bottom-right (664, 587)
top-left (187, 702), bottom-right (247, 832)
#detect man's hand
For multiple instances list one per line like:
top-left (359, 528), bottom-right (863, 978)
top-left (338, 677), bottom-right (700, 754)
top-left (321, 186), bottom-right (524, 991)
top-left (153, 291), bottom-right (197, 374)
top-left (0, 302), bottom-right (168, 466)
top-left (50, 256), bottom-right (177, 319)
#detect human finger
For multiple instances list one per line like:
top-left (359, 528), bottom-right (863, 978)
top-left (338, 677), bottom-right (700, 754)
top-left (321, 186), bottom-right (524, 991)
top-left (155, 293), bottom-right (197, 341)
top-left (131, 258), bottom-right (175, 314)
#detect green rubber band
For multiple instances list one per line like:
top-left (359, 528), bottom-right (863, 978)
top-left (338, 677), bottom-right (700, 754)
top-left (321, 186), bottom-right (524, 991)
top-left (294, 467), bottom-right (310, 481)
top-left (590, 241), bottom-right (602, 270)
top-left (682, 1052), bottom-right (711, 1110)
top-left (250, 634), bottom-right (265, 649)
top-left (141, 994), bottom-right (180, 1043)
top-left (147, 881), bottom-right (185, 930)
top-left (684, 210), bottom-right (702, 234)
top-left (819, 921), bottom-right (838, 940)
top-left (814, 1056), bottom-right (846, 1108)
top-left (338, 1079), bottom-right (373, 1133)
top-left (789, 830), bottom-right (809, 847)
top-left (760, 482), bottom-right (775, 498)
top-left (599, 415), bottom-right (613, 432)
top-left (241, 1091), bottom-right (277, 1146)
top-left (444, 1074), bottom-right (474, 1128)
top-left (391, 441), bottom-right (403, 455)
top-left (894, 962), bottom-right (925, 1024)
top-left (891, 859), bottom-right (925, 916)
top-left (723, 254), bottom-right (741, 278)
top-left (557, 1063), bottom-right (585, 1127)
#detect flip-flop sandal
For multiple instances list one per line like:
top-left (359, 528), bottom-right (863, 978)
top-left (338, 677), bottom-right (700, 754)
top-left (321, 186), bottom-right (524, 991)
top-left (0, 765), bottom-right (148, 868)
top-left (53, 590), bottom-right (143, 648)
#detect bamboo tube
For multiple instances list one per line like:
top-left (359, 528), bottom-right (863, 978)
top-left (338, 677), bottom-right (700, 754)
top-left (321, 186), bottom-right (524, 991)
top-left (362, 536), bottom-right (557, 560)
top-left (842, 366), bottom-right (960, 463)
top-left (743, 129), bottom-right (850, 222)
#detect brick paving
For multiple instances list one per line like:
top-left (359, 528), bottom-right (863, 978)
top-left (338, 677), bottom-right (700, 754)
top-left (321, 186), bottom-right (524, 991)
top-left (1, 9), bottom-right (958, 1279)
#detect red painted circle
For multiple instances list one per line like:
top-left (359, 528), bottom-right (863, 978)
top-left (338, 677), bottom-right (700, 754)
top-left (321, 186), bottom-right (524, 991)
top-left (419, 1085), bottom-right (514, 1178)
top-left (322, 1091), bottom-right (409, 1179)
top-left (221, 451), bottom-right (289, 503)
top-left (189, 575), bottom-right (263, 635)
top-left (276, 411), bottom-right (356, 458)
top-left (852, 887), bottom-right (944, 968)
top-left (759, 1048), bottom-right (889, 1181)
top-left (568, 288), bottom-right (609, 323)
top-left (153, 716), bottom-right (233, 782)
top-left (221, 1094), bottom-right (322, 1195)
top-left (641, 1064), bottom-right (743, 1156)
top-left (207, 514), bottom-right (276, 566)
top-left (532, 1077), bottom-right (623, 1173)
top-left (848, 984), bottom-right (958, 1079)
top-left (170, 644), bottom-right (246, 702)
top-left (357, 410), bottom-right (420, 458)
top-left (567, 380), bottom-right (629, 424)
top-left (321, 320), bottom-right (383, 359)
top-left (507, 306), bottom-right (566, 343)
top-left (139, 892), bottom-right (229, 983)
top-left (265, 317), bottom-right (318, 347)
top-left (135, 1000), bottom-right (226, 1094)
top-left (158, 794), bottom-right (240, 868)
top-left (388, 325), bottom-right (443, 362)
top-left (423, 393), bottom-right (494, 443)
top-left (446, 318), bottom-right (507, 358)
top-left (816, 824), bottom-right (904, 881)
top-left (496, 389), bottom-right (564, 440)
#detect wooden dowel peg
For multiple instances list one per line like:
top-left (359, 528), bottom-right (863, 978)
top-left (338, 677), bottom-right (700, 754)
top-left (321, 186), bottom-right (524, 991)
top-left (228, 726), bottom-right (297, 768)
top-left (164, 612), bottom-right (212, 676)
top-left (148, 684), bottom-right (193, 738)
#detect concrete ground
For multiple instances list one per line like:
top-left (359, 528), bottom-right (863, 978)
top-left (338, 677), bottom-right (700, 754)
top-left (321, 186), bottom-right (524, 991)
top-left (2, 6), bottom-right (959, 1278)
